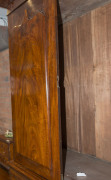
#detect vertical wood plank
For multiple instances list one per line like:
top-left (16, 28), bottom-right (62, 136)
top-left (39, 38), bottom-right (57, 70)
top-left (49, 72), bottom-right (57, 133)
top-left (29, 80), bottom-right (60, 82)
top-left (63, 20), bottom-right (80, 151)
top-left (59, 2), bottom-right (111, 162)
top-left (78, 13), bottom-right (96, 155)
top-left (92, 3), bottom-right (111, 162)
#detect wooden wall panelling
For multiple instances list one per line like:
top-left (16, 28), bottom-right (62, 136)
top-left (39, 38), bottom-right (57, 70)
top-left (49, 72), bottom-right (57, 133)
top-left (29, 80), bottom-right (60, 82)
top-left (78, 13), bottom-right (96, 155)
top-left (63, 20), bottom-right (80, 151)
top-left (91, 3), bottom-right (111, 162)
top-left (60, 2), bottom-right (111, 162)
top-left (61, 15), bottom-right (96, 155)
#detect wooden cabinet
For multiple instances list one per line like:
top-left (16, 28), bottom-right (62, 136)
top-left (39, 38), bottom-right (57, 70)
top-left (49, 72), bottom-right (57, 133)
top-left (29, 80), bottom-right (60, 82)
top-left (0, 0), bottom-right (61, 179)
top-left (0, 135), bottom-right (13, 168)
top-left (1, 0), bottom-right (111, 180)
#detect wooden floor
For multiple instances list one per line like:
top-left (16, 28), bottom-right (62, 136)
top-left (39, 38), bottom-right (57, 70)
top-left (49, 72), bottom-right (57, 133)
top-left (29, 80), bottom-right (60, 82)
top-left (0, 165), bottom-right (9, 180)
top-left (63, 149), bottom-right (111, 180)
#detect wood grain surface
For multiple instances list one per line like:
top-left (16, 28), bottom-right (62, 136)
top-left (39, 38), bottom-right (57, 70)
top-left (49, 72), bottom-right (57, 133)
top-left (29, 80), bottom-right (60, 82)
top-left (92, 4), bottom-right (111, 162)
top-left (1, 0), bottom-right (111, 24)
top-left (0, 0), bottom-right (27, 11)
top-left (78, 13), bottom-right (96, 155)
top-left (59, 2), bottom-right (111, 161)
top-left (10, 12), bottom-right (51, 169)
top-left (8, 0), bottom-right (61, 179)
top-left (0, 165), bottom-right (9, 180)
top-left (58, 0), bottom-right (111, 24)
top-left (63, 20), bottom-right (80, 151)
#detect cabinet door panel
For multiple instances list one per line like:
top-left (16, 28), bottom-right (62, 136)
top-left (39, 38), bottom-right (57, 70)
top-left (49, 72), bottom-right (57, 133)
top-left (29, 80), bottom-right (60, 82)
top-left (10, 12), bottom-right (51, 168)
top-left (9, 0), bottom-right (61, 179)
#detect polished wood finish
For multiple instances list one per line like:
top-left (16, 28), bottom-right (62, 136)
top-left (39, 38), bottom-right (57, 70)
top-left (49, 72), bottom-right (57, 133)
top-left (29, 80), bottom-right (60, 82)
top-left (44, 0), bottom-right (61, 179)
top-left (0, 135), bottom-right (13, 169)
top-left (9, 162), bottom-right (46, 180)
top-left (7, 0), bottom-right (43, 16)
top-left (0, 165), bottom-right (9, 180)
top-left (7, 0), bottom-right (61, 179)
top-left (10, 12), bottom-right (52, 171)
top-left (59, 2), bottom-right (111, 161)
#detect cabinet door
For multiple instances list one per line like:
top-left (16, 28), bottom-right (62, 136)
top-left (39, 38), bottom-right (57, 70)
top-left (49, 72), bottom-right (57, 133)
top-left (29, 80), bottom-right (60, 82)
top-left (9, 0), bottom-right (61, 179)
